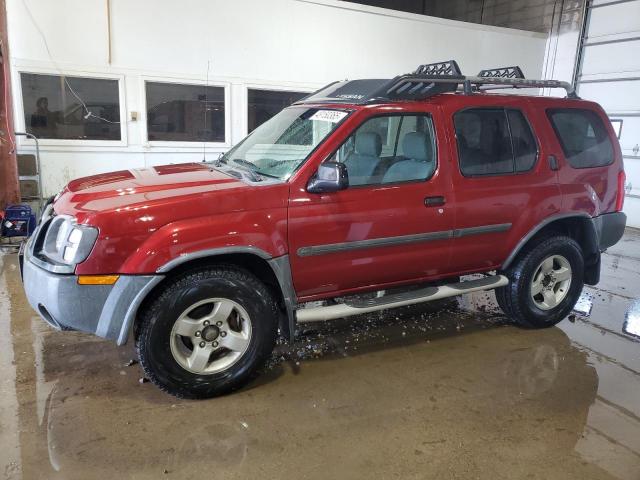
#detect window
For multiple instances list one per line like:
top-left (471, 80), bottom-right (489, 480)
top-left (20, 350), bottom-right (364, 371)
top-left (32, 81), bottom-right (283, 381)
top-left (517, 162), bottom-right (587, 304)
top-left (220, 107), bottom-right (348, 180)
top-left (328, 114), bottom-right (436, 186)
top-left (547, 109), bottom-right (614, 168)
top-left (248, 89), bottom-right (308, 133)
top-left (609, 119), bottom-right (622, 139)
top-left (146, 82), bottom-right (225, 142)
top-left (21, 73), bottom-right (121, 141)
top-left (454, 108), bottom-right (537, 176)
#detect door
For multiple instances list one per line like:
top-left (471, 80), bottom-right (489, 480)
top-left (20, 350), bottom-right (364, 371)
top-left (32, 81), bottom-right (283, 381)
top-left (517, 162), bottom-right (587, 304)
top-left (448, 102), bottom-right (562, 273)
top-left (288, 109), bottom-right (455, 301)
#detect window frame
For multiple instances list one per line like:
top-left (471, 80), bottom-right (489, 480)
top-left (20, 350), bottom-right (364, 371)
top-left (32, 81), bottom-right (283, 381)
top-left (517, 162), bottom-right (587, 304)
top-left (453, 106), bottom-right (540, 179)
top-left (15, 68), bottom-right (128, 148)
top-left (546, 107), bottom-right (615, 169)
top-left (141, 76), bottom-right (232, 148)
top-left (322, 111), bottom-right (439, 189)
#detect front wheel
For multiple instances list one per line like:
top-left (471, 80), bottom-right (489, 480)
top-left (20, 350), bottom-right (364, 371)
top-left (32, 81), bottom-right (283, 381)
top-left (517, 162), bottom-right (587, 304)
top-left (495, 236), bottom-right (584, 328)
top-left (136, 266), bottom-right (278, 399)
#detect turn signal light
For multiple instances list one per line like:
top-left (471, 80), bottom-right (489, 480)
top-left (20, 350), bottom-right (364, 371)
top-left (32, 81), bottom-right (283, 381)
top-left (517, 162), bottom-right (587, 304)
top-left (77, 275), bottom-right (120, 285)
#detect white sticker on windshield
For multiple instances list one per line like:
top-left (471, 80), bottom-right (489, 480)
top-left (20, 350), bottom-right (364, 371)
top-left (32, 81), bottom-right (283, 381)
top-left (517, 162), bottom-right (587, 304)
top-left (310, 110), bottom-right (348, 123)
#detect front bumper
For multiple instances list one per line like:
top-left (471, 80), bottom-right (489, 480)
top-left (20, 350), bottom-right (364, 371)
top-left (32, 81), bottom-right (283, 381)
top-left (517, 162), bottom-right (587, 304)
top-left (22, 242), bottom-right (162, 345)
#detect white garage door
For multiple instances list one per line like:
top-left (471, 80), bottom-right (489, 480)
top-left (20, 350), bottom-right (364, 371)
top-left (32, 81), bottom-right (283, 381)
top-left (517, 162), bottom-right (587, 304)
top-left (575, 0), bottom-right (640, 227)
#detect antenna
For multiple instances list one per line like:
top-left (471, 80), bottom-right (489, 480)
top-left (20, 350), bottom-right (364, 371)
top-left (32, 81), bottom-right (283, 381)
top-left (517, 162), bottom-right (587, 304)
top-left (203, 59), bottom-right (211, 162)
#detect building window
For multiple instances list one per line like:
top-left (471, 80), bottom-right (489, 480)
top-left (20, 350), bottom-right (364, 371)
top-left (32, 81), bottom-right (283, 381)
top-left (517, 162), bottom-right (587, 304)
top-left (146, 82), bottom-right (225, 142)
top-left (20, 73), bottom-right (121, 141)
top-left (247, 89), bottom-right (308, 133)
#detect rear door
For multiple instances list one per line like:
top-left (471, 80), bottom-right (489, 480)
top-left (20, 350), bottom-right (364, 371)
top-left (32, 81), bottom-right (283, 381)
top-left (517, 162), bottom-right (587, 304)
top-left (288, 107), bottom-right (455, 301)
top-left (447, 98), bottom-right (562, 273)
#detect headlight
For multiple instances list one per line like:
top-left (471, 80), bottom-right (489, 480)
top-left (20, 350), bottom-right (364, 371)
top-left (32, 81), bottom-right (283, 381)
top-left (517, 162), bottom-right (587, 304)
top-left (42, 215), bottom-right (98, 266)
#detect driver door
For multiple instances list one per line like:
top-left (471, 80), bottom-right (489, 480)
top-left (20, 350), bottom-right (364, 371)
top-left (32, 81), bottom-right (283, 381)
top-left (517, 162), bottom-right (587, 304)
top-left (288, 108), bottom-right (455, 301)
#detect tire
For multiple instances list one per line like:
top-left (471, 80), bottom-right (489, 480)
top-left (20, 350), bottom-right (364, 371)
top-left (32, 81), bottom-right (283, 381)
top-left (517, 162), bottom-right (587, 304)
top-left (495, 235), bottom-right (584, 328)
top-left (136, 266), bottom-right (278, 399)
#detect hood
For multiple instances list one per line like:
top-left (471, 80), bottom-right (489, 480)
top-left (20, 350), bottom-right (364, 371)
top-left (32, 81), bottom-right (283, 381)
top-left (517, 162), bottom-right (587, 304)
top-left (65, 163), bottom-right (241, 198)
top-left (54, 163), bottom-right (286, 225)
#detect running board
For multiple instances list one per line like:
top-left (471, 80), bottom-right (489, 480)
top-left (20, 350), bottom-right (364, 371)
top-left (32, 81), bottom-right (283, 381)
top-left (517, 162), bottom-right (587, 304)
top-left (296, 275), bottom-right (509, 323)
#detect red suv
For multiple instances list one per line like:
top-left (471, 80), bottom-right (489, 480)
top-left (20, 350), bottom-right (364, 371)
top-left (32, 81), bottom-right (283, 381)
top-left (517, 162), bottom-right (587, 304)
top-left (21, 62), bottom-right (626, 398)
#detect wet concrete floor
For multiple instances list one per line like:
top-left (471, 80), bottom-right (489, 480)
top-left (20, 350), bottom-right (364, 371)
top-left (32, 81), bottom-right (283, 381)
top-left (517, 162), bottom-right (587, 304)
top-left (0, 231), bottom-right (639, 480)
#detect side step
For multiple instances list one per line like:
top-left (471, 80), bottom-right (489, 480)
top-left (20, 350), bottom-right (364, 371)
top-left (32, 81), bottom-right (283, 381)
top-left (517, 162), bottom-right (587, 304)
top-left (296, 275), bottom-right (509, 323)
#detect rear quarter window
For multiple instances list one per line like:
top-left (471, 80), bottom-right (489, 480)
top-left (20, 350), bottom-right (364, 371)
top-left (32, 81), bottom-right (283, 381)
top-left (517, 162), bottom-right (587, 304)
top-left (547, 108), bottom-right (614, 168)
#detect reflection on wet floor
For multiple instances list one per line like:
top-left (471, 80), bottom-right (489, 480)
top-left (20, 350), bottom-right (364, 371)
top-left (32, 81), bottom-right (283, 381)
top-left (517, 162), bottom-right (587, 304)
top-left (0, 232), bottom-right (639, 479)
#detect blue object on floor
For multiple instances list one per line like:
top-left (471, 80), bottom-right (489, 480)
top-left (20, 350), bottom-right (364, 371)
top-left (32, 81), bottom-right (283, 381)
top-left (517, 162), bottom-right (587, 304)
top-left (1, 204), bottom-right (36, 238)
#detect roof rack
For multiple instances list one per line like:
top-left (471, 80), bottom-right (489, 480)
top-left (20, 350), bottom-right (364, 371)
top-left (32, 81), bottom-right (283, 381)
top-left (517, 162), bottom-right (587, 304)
top-left (295, 60), bottom-right (578, 105)
top-left (415, 60), bottom-right (462, 76)
top-left (477, 66), bottom-right (525, 79)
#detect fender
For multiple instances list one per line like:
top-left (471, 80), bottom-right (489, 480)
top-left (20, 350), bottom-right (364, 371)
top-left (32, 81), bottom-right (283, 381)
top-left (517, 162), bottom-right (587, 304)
top-left (118, 208), bottom-right (288, 274)
top-left (501, 212), bottom-right (596, 270)
top-left (151, 246), bottom-right (298, 344)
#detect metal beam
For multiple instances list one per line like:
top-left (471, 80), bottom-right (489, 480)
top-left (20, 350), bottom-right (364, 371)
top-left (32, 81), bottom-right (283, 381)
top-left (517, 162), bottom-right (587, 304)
top-left (0, 0), bottom-right (20, 209)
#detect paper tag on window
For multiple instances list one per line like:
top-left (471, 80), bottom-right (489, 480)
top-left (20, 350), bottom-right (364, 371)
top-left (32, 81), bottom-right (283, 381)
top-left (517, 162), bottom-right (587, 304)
top-left (310, 110), bottom-right (348, 123)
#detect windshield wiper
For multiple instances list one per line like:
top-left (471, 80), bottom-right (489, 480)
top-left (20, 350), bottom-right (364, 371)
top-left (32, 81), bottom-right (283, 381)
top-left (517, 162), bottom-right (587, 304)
top-left (230, 158), bottom-right (264, 182)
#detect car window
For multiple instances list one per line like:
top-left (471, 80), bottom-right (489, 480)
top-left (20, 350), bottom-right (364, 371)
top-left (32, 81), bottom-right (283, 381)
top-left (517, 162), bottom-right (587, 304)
top-left (454, 108), bottom-right (538, 176)
top-left (547, 108), bottom-right (614, 168)
top-left (329, 114), bottom-right (437, 186)
top-left (507, 110), bottom-right (537, 172)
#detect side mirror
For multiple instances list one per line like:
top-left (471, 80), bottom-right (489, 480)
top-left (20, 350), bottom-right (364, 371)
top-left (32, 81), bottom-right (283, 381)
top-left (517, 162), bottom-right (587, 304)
top-left (307, 162), bottom-right (349, 193)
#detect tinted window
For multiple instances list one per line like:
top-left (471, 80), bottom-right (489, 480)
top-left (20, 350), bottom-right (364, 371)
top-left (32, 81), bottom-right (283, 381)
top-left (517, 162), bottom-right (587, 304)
top-left (507, 110), bottom-right (537, 172)
top-left (146, 82), bottom-right (225, 142)
top-left (248, 89), bottom-right (307, 133)
top-left (455, 109), bottom-right (512, 176)
top-left (329, 114), bottom-right (436, 186)
top-left (455, 108), bottom-right (537, 176)
top-left (547, 109), bottom-right (614, 168)
top-left (21, 73), bottom-right (121, 140)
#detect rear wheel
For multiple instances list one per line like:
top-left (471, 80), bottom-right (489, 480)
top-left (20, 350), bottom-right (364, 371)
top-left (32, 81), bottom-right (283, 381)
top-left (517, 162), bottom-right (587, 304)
top-left (496, 236), bottom-right (584, 328)
top-left (136, 266), bottom-right (278, 399)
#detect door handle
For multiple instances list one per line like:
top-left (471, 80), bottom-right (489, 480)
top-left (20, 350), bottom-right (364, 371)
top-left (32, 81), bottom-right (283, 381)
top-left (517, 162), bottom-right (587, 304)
top-left (424, 196), bottom-right (446, 207)
top-left (548, 154), bottom-right (559, 171)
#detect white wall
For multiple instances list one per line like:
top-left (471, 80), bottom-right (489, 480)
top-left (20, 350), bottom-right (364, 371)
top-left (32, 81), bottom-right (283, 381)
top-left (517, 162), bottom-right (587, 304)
top-left (8, 0), bottom-right (548, 196)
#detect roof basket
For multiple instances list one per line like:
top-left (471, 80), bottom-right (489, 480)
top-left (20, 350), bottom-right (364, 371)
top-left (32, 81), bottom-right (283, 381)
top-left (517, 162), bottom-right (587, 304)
top-left (294, 60), bottom-right (578, 105)
top-left (477, 66), bottom-right (525, 79)
top-left (415, 60), bottom-right (462, 76)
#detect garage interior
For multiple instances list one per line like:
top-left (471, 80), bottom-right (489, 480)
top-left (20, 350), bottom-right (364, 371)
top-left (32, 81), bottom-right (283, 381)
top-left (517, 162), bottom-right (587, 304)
top-left (1, 0), bottom-right (639, 479)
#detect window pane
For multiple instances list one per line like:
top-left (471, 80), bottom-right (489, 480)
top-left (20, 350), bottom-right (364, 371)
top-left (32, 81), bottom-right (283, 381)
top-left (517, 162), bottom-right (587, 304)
top-left (547, 109), bottom-right (614, 168)
top-left (455, 109), bottom-right (513, 176)
top-left (507, 110), bottom-right (537, 172)
top-left (146, 82), bottom-right (225, 142)
top-left (332, 114), bottom-right (436, 186)
top-left (21, 73), bottom-right (121, 140)
top-left (247, 89), bottom-right (307, 133)
top-left (221, 107), bottom-right (348, 180)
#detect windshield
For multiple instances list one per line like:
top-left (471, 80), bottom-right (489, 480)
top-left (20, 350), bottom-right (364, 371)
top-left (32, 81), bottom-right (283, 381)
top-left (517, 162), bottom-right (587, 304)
top-left (220, 106), bottom-right (349, 180)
